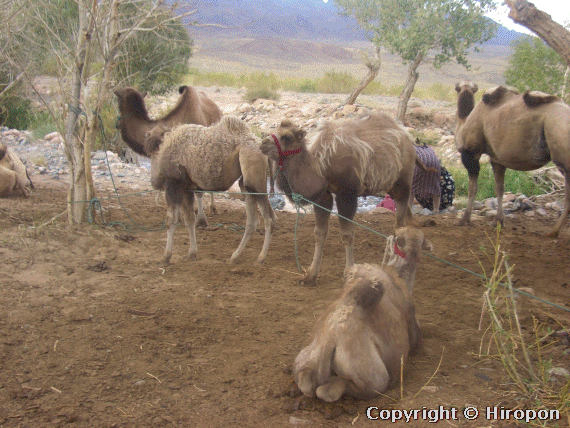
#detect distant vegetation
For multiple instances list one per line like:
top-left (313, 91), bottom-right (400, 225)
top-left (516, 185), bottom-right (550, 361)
top-left (186, 68), bottom-right (458, 102)
top-left (447, 163), bottom-right (550, 200)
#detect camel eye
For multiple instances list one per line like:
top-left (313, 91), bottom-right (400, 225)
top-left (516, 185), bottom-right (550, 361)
top-left (282, 134), bottom-right (291, 144)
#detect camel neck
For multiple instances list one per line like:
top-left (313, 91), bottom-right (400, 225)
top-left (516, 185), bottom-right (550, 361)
top-left (277, 150), bottom-right (326, 201)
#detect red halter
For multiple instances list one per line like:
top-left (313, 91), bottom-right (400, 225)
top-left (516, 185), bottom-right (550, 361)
top-left (271, 134), bottom-right (302, 169)
top-left (394, 242), bottom-right (407, 259)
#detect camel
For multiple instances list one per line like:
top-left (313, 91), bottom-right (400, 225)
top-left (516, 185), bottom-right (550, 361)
top-left (259, 112), bottom-right (417, 286)
top-left (293, 226), bottom-right (432, 402)
top-left (0, 143), bottom-right (33, 197)
top-left (151, 116), bottom-right (275, 266)
top-left (114, 85), bottom-right (222, 228)
top-left (454, 81), bottom-right (570, 237)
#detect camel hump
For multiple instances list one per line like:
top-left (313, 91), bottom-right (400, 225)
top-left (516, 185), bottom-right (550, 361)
top-left (345, 265), bottom-right (386, 311)
top-left (523, 90), bottom-right (560, 107)
top-left (482, 85), bottom-right (519, 106)
top-left (219, 115), bottom-right (249, 134)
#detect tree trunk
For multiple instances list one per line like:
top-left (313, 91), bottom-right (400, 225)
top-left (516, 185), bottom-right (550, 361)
top-left (504, 0), bottom-right (570, 66)
top-left (396, 51), bottom-right (424, 123)
top-left (345, 47), bottom-right (381, 105)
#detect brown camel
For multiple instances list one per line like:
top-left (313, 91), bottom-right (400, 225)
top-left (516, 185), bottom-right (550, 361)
top-left (0, 143), bottom-right (33, 197)
top-left (114, 85), bottom-right (222, 228)
top-left (151, 116), bottom-right (275, 266)
top-left (455, 81), bottom-right (570, 237)
top-left (260, 112), bottom-right (417, 286)
top-left (294, 226), bottom-right (432, 401)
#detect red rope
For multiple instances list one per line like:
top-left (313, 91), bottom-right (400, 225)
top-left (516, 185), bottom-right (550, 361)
top-left (271, 134), bottom-right (302, 169)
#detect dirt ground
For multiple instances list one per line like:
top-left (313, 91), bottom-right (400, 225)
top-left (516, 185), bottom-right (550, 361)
top-left (1, 177), bottom-right (569, 428)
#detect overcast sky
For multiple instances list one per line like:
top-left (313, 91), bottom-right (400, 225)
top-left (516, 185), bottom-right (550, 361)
top-left (487, 0), bottom-right (569, 33)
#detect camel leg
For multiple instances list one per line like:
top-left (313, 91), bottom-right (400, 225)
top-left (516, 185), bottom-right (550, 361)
top-left (161, 181), bottom-right (182, 266)
top-left (254, 195), bottom-right (276, 264)
top-left (336, 189), bottom-right (358, 275)
top-left (303, 192), bottom-right (334, 287)
top-left (391, 178), bottom-right (415, 228)
top-left (433, 194), bottom-right (441, 214)
top-left (457, 151), bottom-right (480, 226)
top-left (491, 162), bottom-right (506, 228)
top-left (181, 190), bottom-right (198, 262)
top-left (208, 192), bottom-right (217, 214)
top-left (195, 193), bottom-right (210, 230)
top-left (546, 169), bottom-right (570, 237)
top-left (226, 193), bottom-right (258, 264)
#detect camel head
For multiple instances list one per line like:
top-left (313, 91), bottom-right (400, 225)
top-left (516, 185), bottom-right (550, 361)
top-left (113, 87), bottom-right (150, 121)
top-left (259, 119), bottom-right (307, 166)
top-left (385, 226), bottom-right (433, 291)
top-left (145, 123), bottom-right (172, 155)
top-left (455, 80), bottom-right (478, 121)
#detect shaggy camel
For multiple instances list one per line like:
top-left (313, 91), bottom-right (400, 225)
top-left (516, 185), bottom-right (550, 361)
top-left (260, 112), bottom-right (417, 286)
top-left (0, 144), bottom-right (33, 197)
top-left (455, 81), bottom-right (570, 236)
top-left (293, 226), bottom-right (432, 402)
top-left (151, 116), bottom-right (275, 266)
top-left (114, 85), bottom-right (222, 228)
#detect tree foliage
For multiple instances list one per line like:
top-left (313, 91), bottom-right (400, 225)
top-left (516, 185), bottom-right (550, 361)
top-left (333, 0), bottom-right (497, 121)
top-left (505, 36), bottom-right (567, 100)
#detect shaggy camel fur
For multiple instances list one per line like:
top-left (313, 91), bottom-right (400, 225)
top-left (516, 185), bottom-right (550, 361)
top-left (114, 85), bottom-right (222, 228)
top-left (151, 116), bottom-right (275, 266)
top-left (260, 112), bottom-right (417, 286)
top-left (0, 144), bottom-right (33, 197)
top-left (455, 81), bottom-right (570, 236)
top-left (293, 226), bottom-right (432, 402)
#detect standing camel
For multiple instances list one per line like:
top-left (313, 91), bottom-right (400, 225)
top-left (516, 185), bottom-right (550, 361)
top-left (260, 112), bottom-right (417, 286)
top-left (454, 81), bottom-right (570, 237)
top-left (114, 85), bottom-right (222, 228)
top-left (151, 116), bottom-right (275, 266)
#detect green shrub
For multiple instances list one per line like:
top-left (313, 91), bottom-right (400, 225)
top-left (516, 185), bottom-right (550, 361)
top-left (447, 163), bottom-right (549, 200)
top-left (316, 71), bottom-right (357, 94)
top-left (244, 88), bottom-right (280, 103)
top-left (0, 96), bottom-right (33, 130)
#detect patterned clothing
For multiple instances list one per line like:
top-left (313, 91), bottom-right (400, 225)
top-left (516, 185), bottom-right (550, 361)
top-left (416, 166), bottom-right (455, 211)
top-left (412, 144), bottom-right (441, 199)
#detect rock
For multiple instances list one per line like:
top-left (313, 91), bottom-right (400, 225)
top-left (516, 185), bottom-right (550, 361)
top-left (289, 416), bottom-right (312, 425)
top-left (484, 210), bottom-right (498, 218)
top-left (520, 199), bottom-right (534, 211)
top-left (536, 208), bottom-right (548, 217)
top-left (549, 367), bottom-right (570, 383)
top-left (484, 198), bottom-right (497, 210)
top-left (524, 211), bottom-right (536, 217)
top-left (472, 201), bottom-right (485, 211)
top-left (419, 208), bottom-right (433, 216)
top-left (341, 104), bottom-right (357, 116)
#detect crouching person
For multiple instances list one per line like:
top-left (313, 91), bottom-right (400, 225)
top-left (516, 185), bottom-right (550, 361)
top-left (293, 226), bottom-right (432, 402)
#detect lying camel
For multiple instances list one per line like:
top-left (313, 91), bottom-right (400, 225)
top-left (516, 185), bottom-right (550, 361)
top-left (293, 226), bottom-right (432, 402)
top-left (114, 85), bottom-right (222, 228)
top-left (260, 112), bottom-right (417, 286)
top-left (0, 143), bottom-right (33, 197)
top-left (455, 81), bottom-right (570, 236)
top-left (151, 116), bottom-right (275, 266)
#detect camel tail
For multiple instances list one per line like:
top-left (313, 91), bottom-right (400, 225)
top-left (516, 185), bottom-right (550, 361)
top-left (415, 157), bottom-right (439, 174)
top-left (523, 91), bottom-right (559, 108)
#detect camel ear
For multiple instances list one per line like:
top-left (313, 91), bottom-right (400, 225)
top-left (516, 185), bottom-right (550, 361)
top-left (280, 119), bottom-right (293, 128)
top-left (455, 83), bottom-right (461, 93)
top-left (294, 128), bottom-right (307, 141)
top-left (472, 83), bottom-right (478, 93)
top-left (395, 234), bottom-right (406, 251)
top-left (113, 90), bottom-right (122, 99)
top-left (422, 239), bottom-right (433, 253)
top-left (141, 91), bottom-right (148, 99)
top-left (178, 86), bottom-right (187, 94)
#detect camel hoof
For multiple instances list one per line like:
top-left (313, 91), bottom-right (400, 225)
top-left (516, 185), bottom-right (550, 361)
top-left (455, 218), bottom-right (469, 226)
top-left (300, 276), bottom-right (317, 287)
top-left (182, 254), bottom-right (197, 262)
top-left (544, 230), bottom-right (559, 238)
top-left (225, 257), bottom-right (236, 265)
top-left (254, 257), bottom-right (266, 266)
top-left (158, 259), bottom-right (171, 268)
top-left (195, 220), bottom-right (210, 230)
